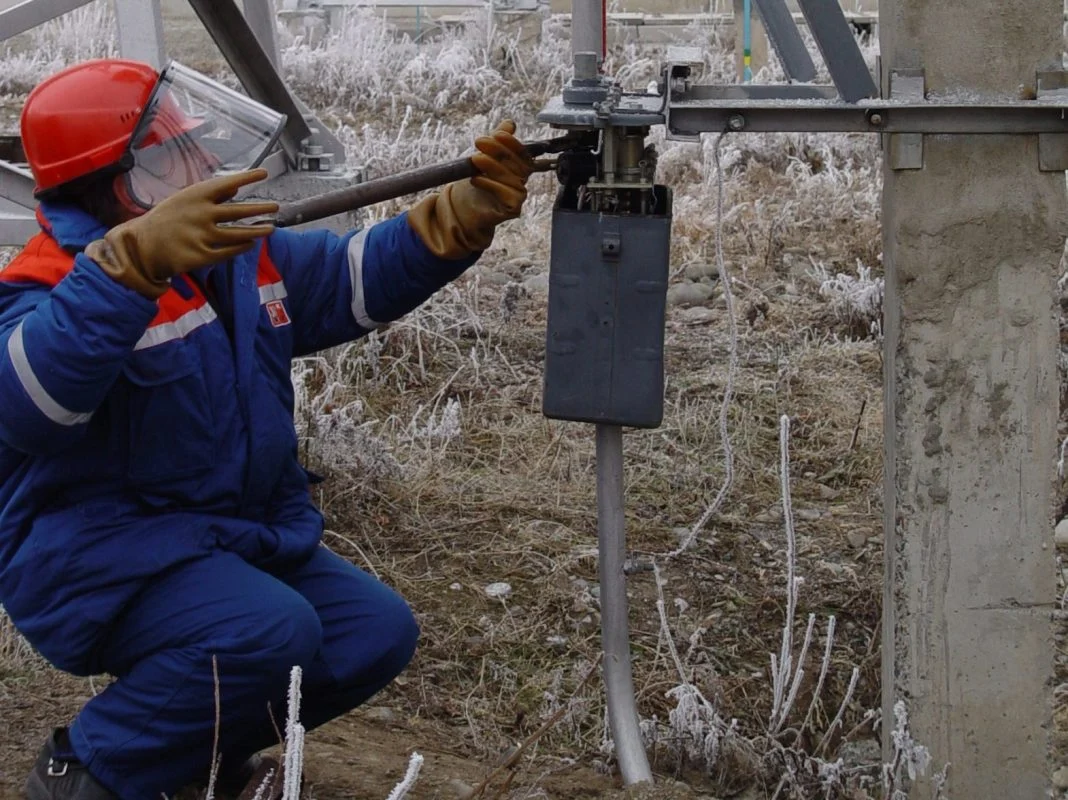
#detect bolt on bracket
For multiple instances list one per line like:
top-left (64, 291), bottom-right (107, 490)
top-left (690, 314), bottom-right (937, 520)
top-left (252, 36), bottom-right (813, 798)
top-left (887, 68), bottom-right (925, 171)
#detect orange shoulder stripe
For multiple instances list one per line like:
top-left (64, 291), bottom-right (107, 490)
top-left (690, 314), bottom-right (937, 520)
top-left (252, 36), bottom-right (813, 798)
top-left (0, 233), bottom-right (75, 287)
top-left (256, 241), bottom-right (284, 286)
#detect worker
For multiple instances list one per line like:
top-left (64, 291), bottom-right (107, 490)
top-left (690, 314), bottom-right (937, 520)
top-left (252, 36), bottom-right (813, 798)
top-left (0, 58), bottom-right (535, 800)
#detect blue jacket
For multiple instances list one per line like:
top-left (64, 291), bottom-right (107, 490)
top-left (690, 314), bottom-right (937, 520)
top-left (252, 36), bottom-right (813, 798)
top-left (0, 203), bottom-right (477, 675)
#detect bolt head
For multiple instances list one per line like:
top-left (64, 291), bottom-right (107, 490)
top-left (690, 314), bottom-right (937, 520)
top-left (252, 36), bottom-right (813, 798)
top-left (868, 112), bottom-right (884, 127)
top-left (727, 114), bottom-right (746, 132)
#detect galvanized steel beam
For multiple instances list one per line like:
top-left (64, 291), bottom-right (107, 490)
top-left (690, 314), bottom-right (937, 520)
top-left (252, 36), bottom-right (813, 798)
top-left (0, 0), bottom-right (92, 41)
top-left (665, 101), bottom-right (1068, 136)
top-left (185, 0), bottom-right (314, 163)
top-left (242, 0), bottom-right (280, 69)
top-left (795, 0), bottom-right (877, 101)
top-left (753, 0), bottom-right (817, 82)
top-left (113, 0), bottom-right (166, 69)
top-left (0, 210), bottom-right (38, 247)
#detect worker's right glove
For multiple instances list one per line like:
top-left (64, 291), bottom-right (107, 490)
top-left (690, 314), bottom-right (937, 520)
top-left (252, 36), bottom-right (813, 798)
top-left (407, 120), bottom-right (535, 260)
top-left (85, 169), bottom-right (280, 300)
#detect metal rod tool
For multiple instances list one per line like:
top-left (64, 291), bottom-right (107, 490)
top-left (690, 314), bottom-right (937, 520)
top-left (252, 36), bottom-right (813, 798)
top-left (273, 133), bottom-right (588, 228)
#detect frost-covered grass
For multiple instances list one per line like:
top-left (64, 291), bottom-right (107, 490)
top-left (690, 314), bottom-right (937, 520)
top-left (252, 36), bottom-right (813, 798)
top-left (0, 0), bottom-right (117, 95)
top-left (275, 14), bottom-right (888, 799)
top-left (0, 7), bottom-right (900, 799)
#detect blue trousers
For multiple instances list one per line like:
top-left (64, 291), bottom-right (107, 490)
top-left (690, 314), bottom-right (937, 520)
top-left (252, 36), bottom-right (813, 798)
top-left (66, 546), bottom-right (419, 800)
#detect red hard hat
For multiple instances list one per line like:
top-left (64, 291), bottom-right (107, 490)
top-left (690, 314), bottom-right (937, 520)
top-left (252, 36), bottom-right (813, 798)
top-left (20, 58), bottom-right (201, 195)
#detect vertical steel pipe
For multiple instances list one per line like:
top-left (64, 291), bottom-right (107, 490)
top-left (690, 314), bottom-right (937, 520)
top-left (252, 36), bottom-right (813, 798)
top-left (596, 424), bottom-right (653, 786)
top-left (571, 0), bottom-right (603, 70)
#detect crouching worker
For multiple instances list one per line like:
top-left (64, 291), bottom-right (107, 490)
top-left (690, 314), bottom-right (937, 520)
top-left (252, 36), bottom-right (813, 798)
top-left (0, 58), bottom-right (534, 800)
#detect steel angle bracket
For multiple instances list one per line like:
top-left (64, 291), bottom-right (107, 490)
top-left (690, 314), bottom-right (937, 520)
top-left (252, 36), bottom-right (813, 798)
top-left (886, 68), bottom-right (924, 170)
top-left (1038, 70), bottom-right (1068, 172)
top-left (662, 46), bottom-right (705, 143)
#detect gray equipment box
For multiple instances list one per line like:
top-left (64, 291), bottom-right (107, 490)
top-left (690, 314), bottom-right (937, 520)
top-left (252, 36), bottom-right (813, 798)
top-left (542, 196), bottom-right (673, 428)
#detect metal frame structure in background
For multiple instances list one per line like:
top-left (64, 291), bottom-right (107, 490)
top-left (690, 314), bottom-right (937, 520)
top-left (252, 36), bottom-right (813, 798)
top-left (536, 0), bottom-right (1068, 788)
top-left (280, 0), bottom-right (879, 40)
top-left (0, 0), bottom-right (360, 246)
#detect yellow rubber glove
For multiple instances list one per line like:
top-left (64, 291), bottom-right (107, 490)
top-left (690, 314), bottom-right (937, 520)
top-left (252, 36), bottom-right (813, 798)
top-left (85, 169), bottom-right (280, 299)
top-left (407, 120), bottom-right (535, 260)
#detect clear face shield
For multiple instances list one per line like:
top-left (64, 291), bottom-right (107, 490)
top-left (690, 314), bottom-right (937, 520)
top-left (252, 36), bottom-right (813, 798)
top-left (122, 61), bottom-right (286, 210)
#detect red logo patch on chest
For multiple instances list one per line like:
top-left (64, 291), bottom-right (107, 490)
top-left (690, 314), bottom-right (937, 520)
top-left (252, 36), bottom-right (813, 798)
top-left (266, 299), bottom-right (291, 328)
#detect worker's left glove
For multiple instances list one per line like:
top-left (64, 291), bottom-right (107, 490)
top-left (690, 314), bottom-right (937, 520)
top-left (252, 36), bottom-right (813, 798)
top-left (407, 120), bottom-right (535, 260)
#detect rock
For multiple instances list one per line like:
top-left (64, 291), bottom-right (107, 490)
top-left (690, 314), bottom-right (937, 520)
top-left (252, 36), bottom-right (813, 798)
top-left (522, 273), bottom-right (549, 294)
top-left (622, 779), bottom-right (698, 799)
top-left (846, 530), bottom-right (868, 549)
top-left (678, 306), bottom-right (716, 324)
top-left (1053, 766), bottom-right (1068, 790)
top-left (363, 706), bottom-right (397, 724)
top-left (816, 483), bottom-right (839, 500)
top-left (468, 265), bottom-right (511, 286)
top-left (667, 281), bottom-right (716, 307)
top-left (683, 262), bottom-right (720, 282)
top-left (796, 508), bottom-right (822, 521)
top-left (1055, 518), bottom-right (1068, 546)
top-left (447, 778), bottom-right (476, 799)
top-left (838, 737), bottom-right (881, 767)
top-left (484, 581), bottom-right (513, 599)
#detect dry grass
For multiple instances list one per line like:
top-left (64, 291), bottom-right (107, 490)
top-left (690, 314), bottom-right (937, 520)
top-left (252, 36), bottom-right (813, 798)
top-left (5, 4), bottom-right (1064, 800)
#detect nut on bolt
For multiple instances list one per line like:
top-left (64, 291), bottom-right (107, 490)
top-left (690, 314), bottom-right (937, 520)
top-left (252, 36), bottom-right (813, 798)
top-left (727, 114), bottom-right (746, 132)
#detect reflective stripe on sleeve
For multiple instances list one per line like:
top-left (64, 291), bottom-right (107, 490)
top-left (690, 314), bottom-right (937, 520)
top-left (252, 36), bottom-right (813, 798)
top-left (134, 304), bottom-right (218, 351)
top-left (346, 228), bottom-right (382, 330)
top-left (259, 281), bottom-right (288, 304)
top-left (6, 321), bottom-right (93, 426)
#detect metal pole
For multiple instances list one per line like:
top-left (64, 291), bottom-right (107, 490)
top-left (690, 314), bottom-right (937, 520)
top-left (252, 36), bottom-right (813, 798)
top-left (272, 133), bottom-right (579, 226)
top-left (742, 0), bottom-right (752, 81)
top-left (596, 424), bottom-right (653, 787)
top-left (571, 0), bottom-right (602, 70)
top-left (113, 0), bottom-right (166, 69)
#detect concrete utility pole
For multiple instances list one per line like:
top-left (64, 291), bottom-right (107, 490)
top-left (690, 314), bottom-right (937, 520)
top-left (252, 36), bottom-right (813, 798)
top-left (881, 2), bottom-right (1066, 797)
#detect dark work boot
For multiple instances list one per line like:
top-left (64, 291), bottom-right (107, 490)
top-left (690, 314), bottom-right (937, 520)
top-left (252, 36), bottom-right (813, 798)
top-left (24, 728), bottom-right (117, 800)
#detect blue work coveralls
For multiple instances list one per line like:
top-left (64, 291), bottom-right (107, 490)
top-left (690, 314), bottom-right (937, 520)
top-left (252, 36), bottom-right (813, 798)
top-left (0, 202), bottom-right (478, 799)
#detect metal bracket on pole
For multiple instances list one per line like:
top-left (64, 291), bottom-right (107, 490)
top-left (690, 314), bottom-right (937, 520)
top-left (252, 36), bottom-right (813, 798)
top-left (1037, 70), bottom-right (1068, 172)
top-left (887, 68), bottom-right (924, 171)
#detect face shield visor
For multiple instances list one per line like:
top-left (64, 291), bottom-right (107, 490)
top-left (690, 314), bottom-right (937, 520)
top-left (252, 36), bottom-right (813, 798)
top-left (122, 61), bottom-right (286, 210)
